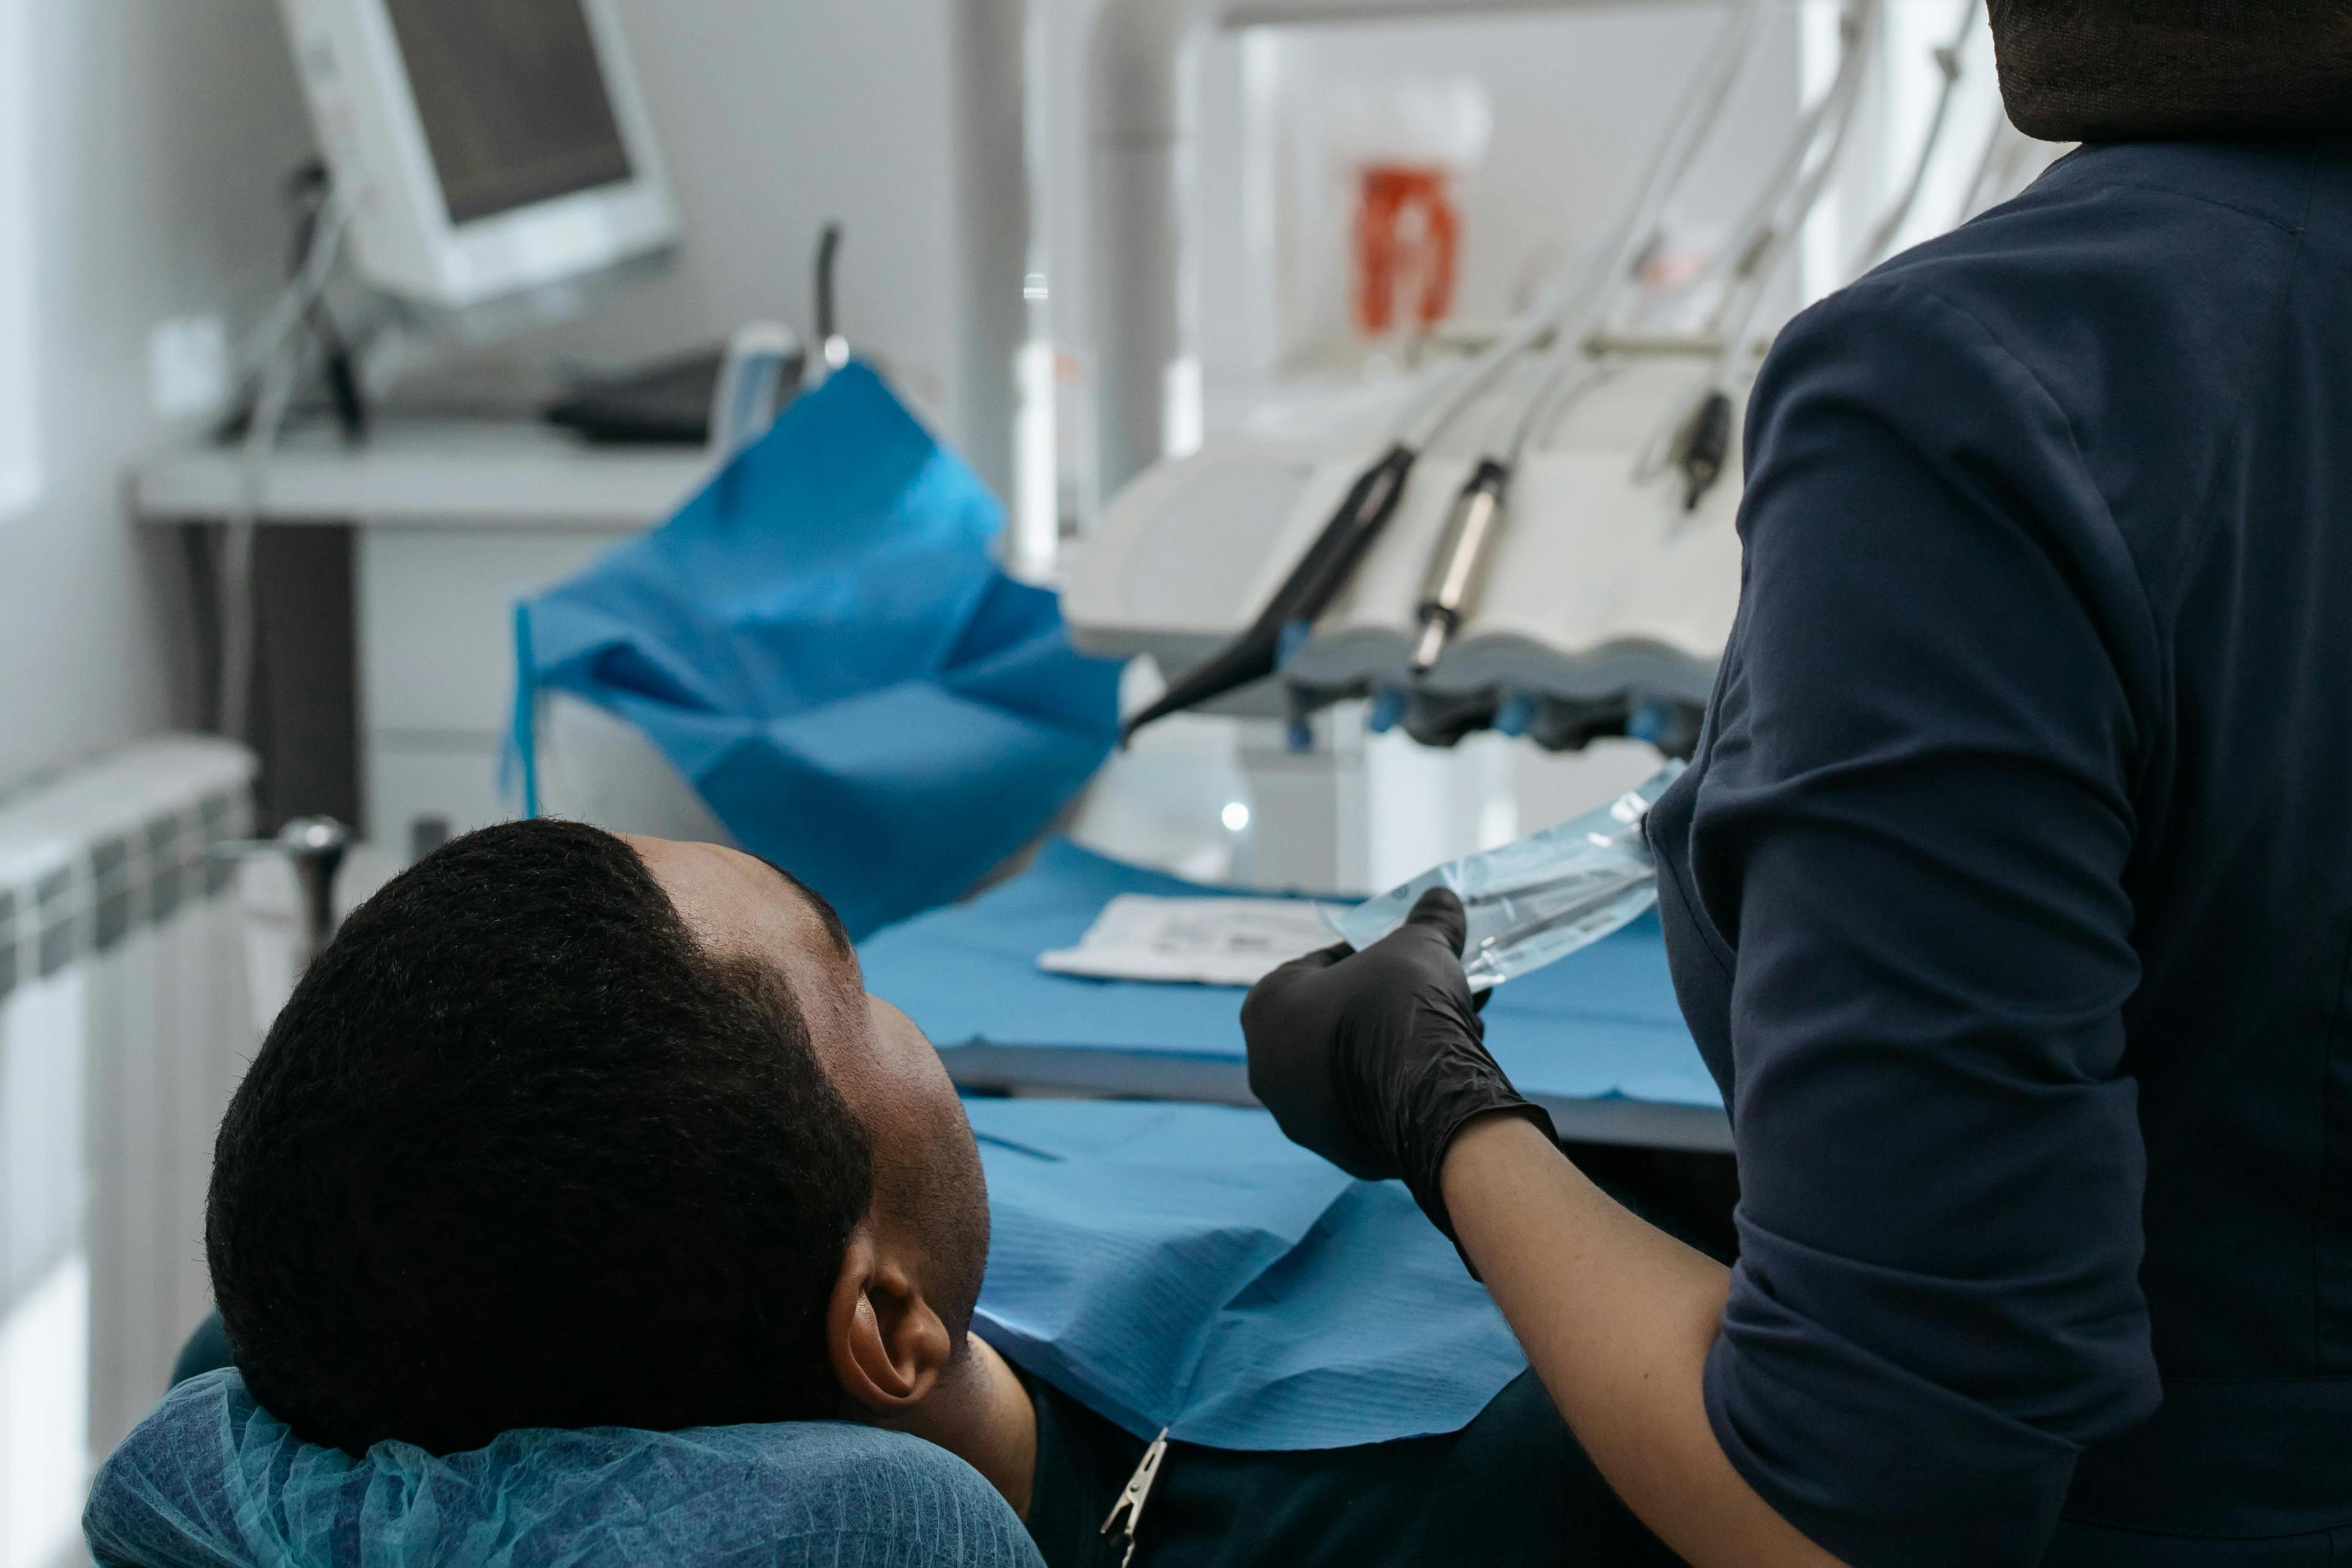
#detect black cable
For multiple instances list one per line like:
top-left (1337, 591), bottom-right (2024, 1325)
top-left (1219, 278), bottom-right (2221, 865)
top-left (214, 162), bottom-right (366, 447)
top-left (1120, 443), bottom-right (1419, 744)
top-left (283, 162), bottom-right (367, 443)
top-left (1678, 391), bottom-right (1735, 511)
top-left (816, 222), bottom-right (845, 348)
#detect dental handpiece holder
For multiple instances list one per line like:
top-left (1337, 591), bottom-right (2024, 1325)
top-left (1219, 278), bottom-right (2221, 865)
top-left (1412, 459), bottom-right (1512, 673)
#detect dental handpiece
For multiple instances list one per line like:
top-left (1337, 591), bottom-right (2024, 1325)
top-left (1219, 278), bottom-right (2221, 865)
top-left (1411, 459), bottom-right (1512, 673)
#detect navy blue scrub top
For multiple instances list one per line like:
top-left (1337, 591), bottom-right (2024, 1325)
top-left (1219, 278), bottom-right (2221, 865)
top-left (1648, 135), bottom-right (2352, 1566)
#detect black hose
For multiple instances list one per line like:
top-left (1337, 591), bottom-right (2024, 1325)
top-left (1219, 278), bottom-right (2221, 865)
top-left (1679, 391), bottom-right (1734, 511)
top-left (285, 162), bottom-right (366, 443)
top-left (1120, 443), bottom-right (1419, 744)
top-left (816, 224), bottom-right (845, 345)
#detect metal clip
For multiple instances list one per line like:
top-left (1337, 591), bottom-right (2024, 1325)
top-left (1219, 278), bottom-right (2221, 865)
top-left (1099, 1428), bottom-right (1170, 1567)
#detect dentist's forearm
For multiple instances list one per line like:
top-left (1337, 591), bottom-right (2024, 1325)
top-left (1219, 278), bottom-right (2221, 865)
top-left (1441, 1115), bottom-right (1844, 1568)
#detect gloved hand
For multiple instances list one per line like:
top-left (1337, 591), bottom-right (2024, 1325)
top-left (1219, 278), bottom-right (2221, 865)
top-left (1242, 887), bottom-right (1555, 1245)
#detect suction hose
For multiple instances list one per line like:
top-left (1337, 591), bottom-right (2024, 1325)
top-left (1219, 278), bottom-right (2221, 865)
top-left (1120, 443), bottom-right (1417, 743)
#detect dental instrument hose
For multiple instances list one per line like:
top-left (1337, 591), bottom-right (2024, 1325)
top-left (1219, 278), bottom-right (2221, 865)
top-left (1673, 0), bottom-right (1880, 511)
top-left (1851, 0), bottom-right (1984, 275)
top-left (1121, 262), bottom-right (1626, 741)
top-left (1597, 0), bottom-right (1879, 514)
top-left (1408, 358), bottom-right (1615, 676)
top-left (217, 190), bottom-right (354, 744)
top-left (816, 222), bottom-right (851, 374)
top-left (1120, 0), bottom-right (1769, 741)
top-left (1400, 0), bottom-right (1770, 676)
top-left (1118, 443), bottom-right (1417, 742)
top-left (1412, 0), bottom-right (1765, 456)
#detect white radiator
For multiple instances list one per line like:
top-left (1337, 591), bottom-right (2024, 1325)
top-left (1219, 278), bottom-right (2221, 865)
top-left (0, 736), bottom-right (257, 1568)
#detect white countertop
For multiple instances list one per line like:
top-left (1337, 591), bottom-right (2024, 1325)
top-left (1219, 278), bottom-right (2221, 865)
top-left (130, 420), bottom-right (715, 529)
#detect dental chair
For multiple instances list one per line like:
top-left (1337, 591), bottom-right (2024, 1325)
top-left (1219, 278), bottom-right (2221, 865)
top-left (85, 1369), bottom-right (1042, 1568)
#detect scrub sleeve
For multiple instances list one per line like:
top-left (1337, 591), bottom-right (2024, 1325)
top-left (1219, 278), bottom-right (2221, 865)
top-left (1649, 279), bottom-right (2163, 1566)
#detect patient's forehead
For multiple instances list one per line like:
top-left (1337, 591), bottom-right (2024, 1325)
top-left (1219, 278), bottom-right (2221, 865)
top-left (622, 836), bottom-right (864, 1042)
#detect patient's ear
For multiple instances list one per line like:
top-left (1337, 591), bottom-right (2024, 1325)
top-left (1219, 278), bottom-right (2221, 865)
top-left (827, 1223), bottom-right (954, 1417)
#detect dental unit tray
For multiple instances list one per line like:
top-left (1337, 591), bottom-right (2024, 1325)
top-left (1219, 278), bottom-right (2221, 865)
top-left (1064, 360), bottom-right (1744, 749)
top-left (1336, 763), bottom-right (1684, 989)
top-left (860, 837), bottom-right (1731, 1152)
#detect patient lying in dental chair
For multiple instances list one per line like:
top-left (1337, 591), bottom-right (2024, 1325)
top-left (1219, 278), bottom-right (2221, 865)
top-left (96, 822), bottom-right (1692, 1568)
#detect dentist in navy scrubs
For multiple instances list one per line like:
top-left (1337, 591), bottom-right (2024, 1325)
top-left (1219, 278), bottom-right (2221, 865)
top-left (1243, 6), bottom-right (2352, 1564)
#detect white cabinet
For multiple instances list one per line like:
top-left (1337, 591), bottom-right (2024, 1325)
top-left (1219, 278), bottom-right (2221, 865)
top-left (357, 526), bottom-right (631, 854)
top-left (132, 420), bottom-right (710, 859)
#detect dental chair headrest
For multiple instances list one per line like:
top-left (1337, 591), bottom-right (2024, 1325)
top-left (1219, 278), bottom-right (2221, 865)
top-left (86, 1371), bottom-right (1042, 1568)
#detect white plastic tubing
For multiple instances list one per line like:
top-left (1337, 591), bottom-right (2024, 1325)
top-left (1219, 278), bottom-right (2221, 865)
top-left (1088, 0), bottom-right (1651, 494)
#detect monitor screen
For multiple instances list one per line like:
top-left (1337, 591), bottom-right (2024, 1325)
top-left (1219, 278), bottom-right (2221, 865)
top-left (382, 0), bottom-right (636, 227)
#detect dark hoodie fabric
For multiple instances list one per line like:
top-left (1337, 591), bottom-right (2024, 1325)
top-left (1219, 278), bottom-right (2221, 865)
top-left (1650, 134), bottom-right (2352, 1566)
top-left (1989, 0), bottom-right (2352, 140)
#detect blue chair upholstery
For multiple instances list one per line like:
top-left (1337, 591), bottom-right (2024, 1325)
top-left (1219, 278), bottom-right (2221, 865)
top-left (86, 1371), bottom-right (1044, 1568)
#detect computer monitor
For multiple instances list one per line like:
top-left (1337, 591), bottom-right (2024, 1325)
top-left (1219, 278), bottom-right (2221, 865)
top-left (277, 0), bottom-right (679, 309)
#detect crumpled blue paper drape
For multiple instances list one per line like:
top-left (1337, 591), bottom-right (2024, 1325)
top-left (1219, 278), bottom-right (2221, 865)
top-left (83, 1371), bottom-right (1042, 1568)
top-left (516, 363), bottom-right (1121, 938)
top-left (967, 1098), bottom-right (1528, 1450)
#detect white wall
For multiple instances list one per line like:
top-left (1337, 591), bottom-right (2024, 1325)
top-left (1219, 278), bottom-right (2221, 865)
top-left (540, 0), bottom-right (1994, 513)
top-left (0, 0), bottom-right (32, 523)
top-left (1031, 0), bottom-right (1807, 514)
top-left (534, 0), bottom-right (965, 432)
top-left (0, 0), bottom-right (979, 796)
top-left (0, 0), bottom-right (2011, 806)
top-left (1200, 4), bottom-right (1806, 380)
top-left (0, 0), bottom-right (312, 793)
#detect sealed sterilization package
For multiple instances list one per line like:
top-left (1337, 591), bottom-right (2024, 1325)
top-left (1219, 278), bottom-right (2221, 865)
top-left (1335, 762), bottom-right (1685, 987)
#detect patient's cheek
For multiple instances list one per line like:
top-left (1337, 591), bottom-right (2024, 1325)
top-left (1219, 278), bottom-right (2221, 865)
top-left (860, 999), bottom-right (960, 1115)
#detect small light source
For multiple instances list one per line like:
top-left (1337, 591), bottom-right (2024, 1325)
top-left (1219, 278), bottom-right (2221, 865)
top-left (1221, 801), bottom-right (1251, 834)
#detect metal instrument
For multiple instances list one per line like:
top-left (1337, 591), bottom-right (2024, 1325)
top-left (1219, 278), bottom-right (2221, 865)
top-left (1100, 1427), bottom-right (1172, 1568)
top-left (1411, 457), bottom-right (1511, 673)
top-left (213, 815), bottom-right (354, 966)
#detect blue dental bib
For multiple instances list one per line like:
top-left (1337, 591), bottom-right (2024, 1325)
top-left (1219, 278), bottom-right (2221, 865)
top-left (966, 1098), bottom-right (1528, 1451)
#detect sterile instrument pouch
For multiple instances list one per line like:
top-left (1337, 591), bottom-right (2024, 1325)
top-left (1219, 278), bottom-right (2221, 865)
top-left (1335, 761), bottom-right (1685, 987)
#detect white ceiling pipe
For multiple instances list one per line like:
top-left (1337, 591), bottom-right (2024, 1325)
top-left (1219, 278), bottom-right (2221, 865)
top-left (1089, 0), bottom-right (1704, 496)
top-left (953, 0), bottom-right (1033, 507)
top-left (1091, 0), bottom-right (1216, 496)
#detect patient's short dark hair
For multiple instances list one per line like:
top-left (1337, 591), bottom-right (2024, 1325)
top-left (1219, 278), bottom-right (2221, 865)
top-left (207, 819), bottom-right (872, 1457)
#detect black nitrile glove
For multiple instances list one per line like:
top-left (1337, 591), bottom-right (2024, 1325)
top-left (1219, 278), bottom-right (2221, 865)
top-left (1242, 886), bottom-right (1556, 1246)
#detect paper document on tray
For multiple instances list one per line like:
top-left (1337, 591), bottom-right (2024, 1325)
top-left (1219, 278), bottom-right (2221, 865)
top-left (1039, 895), bottom-right (1342, 987)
